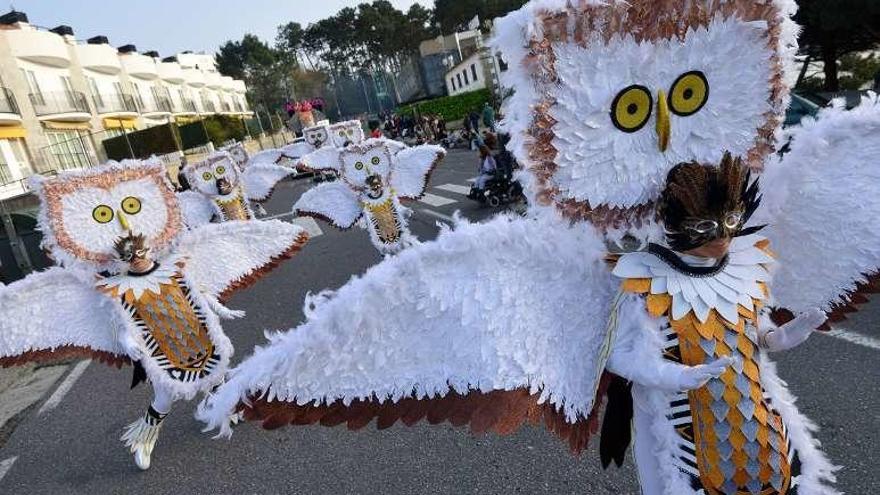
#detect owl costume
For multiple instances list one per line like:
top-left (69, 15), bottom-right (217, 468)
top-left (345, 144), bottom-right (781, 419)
top-left (293, 139), bottom-right (445, 255)
top-left (198, 1), bottom-right (880, 495)
top-left (0, 159), bottom-right (309, 470)
top-left (178, 151), bottom-right (292, 226)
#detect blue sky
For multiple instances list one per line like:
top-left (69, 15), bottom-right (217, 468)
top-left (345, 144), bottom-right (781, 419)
top-left (13, 0), bottom-right (432, 57)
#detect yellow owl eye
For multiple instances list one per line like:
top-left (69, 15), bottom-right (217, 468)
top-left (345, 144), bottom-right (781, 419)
top-left (354, 162), bottom-right (364, 170)
top-left (338, 131), bottom-right (345, 137)
top-left (92, 205), bottom-right (114, 224)
top-left (121, 197), bottom-right (142, 215)
top-left (216, 166), bottom-right (226, 175)
top-left (669, 71), bottom-right (709, 117)
top-left (371, 156), bottom-right (380, 165)
top-left (202, 172), bottom-right (213, 181)
top-left (611, 85), bottom-right (652, 133)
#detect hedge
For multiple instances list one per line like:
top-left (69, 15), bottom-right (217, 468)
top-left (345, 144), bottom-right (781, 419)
top-left (398, 89), bottom-right (492, 122)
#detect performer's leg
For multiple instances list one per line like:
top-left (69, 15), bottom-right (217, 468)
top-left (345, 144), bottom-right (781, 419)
top-left (121, 384), bottom-right (173, 470)
top-left (631, 399), bottom-right (665, 495)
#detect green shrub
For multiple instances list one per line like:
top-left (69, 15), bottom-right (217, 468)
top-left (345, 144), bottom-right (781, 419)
top-left (398, 89), bottom-right (492, 122)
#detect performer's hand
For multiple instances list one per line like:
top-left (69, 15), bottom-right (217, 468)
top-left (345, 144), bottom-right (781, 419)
top-left (120, 334), bottom-right (144, 361)
top-left (762, 307), bottom-right (826, 352)
top-left (677, 356), bottom-right (735, 390)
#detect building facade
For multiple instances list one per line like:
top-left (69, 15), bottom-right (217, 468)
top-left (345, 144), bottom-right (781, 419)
top-left (0, 10), bottom-right (251, 202)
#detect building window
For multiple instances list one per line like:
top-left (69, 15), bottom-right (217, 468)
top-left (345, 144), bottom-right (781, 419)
top-left (0, 145), bottom-right (11, 184)
top-left (463, 70), bottom-right (469, 85)
top-left (457, 73), bottom-right (463, 88)
top-left (450, 78), bottom-right (455, 91)
top-left (22, 70), bottom-right (44, 105)
top-left (88, 77), bottom-right (103, 108)
top-left (7, 138), bottom-right (31, 176)
top-left (471, 64), bottom-right (478, 81)
top-left (45, 130), bottom-right (92, 171)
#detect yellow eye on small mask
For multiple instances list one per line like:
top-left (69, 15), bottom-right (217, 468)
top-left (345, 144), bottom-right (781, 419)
top-left (92, 205), bottom-right (114, 224)
top-left (338, 131), bottom-right (345, 137)
top-left (216, 165), bottom-right (226, 175)
top-left (371, 156), bottom-right (380, 165)
top-left (354, 162), bottom-right (364, 170)
top-left (669, 71), bottom-right (709, 117)
top-left (611, 85), bottom-right (652, 133)
top-left (121, 196), bottom-right (142, 215)
top-left (202, 171), bottom-right (213, 181)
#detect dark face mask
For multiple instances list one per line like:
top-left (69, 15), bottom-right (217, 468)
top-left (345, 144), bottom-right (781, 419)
top-left (676, 211), bottom-right (744, 248)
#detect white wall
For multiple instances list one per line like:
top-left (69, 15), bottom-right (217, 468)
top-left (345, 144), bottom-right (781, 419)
top-left (445, 53), bottom-right (486, 96)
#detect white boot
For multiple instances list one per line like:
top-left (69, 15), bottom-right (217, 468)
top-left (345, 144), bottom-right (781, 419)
top-left (121, 407), bottom-right (167, 470)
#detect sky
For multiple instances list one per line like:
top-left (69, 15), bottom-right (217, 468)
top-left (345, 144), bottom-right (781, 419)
top-left (13, 0), bottom-right (433, 57)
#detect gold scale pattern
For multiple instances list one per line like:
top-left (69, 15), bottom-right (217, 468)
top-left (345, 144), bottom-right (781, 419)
top-left (364, 198), bottom-right (402, 245)
top-left (621, 244), bottom-right (792, 494)
top-left (109, 278), bottom-right (215, 372)
top-left (216, 195), bottom-right (252, 221)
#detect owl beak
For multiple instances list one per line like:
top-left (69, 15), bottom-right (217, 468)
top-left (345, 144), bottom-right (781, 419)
top-left (116, 210), bottom-right (131, 232)
top-left (656, 89), bottom-right (671, 153)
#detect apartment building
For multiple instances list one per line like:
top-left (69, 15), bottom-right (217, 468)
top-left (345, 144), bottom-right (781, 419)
top-left (0, 10), bottom-right (251, 203)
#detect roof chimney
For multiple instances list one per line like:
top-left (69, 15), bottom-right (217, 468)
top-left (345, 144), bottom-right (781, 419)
top-left (49, 25), bottom-right (74, 36)
top-left (143, 50), bottom-right (159, 58)
top-left (0, 11), bottom-right (28, 25)
top-left (118, 44), bottom-right (138, 54)
top-left (162, 56), bottom-right (178, 63)
top-left (87, 35), bottom-right (109, 45)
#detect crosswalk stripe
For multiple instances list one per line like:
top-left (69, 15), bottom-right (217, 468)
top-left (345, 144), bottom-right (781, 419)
top-left (466, 178), bottom-right (476, 183)
top-left (39, 360), bottom-right (91, 415)
top-left (419, 193), bottom-right (457, 207)
top-left (291, 217), bottom-right (324, 237)
top-left (436, 184), bottom-right (472, 195)
top-left (823, 327), bottom-right (880, 351)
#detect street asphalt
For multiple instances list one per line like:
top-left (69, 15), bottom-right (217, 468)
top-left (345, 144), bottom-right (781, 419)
top-left (0, 149), bottom-right (877, 494)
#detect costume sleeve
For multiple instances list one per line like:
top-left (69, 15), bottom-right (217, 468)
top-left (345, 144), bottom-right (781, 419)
top-left (241, 163), bottom-right (293, 202)
top-left (197, 215), bottom-right (619, 454)
top-left (606, 292), bottom-right (690, 392)
top-left (293, 181), bottom-right (363, 229)
top-left (0, 268), bottom-right (128, 368)
top-left (177, 190), bottom-right (215, 228)
top-left (759, 94), bottom-right (880, 327)
top-left (176, 219), bottom-right (308, 302)
top-left (388, 144), bottom-right (446, 199)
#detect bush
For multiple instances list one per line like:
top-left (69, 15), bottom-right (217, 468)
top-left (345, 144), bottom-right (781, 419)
top-left (398, 89), bottom-right (492, 122)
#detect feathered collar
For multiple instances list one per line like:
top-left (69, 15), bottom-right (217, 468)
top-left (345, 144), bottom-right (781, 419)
top-left (612, 236), bottom-right (774, 324)
top-left (96, 254), bottom-right (186, 300)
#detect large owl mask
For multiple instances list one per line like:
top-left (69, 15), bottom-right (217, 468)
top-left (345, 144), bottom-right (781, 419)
top-left (185, 152), bottom-right (242, 197)
top-left (496, 0), bottom-right (797, 223)
top-left (304, 125), bottom-right (330, 148)
top-left (339, 142), bottom-right (394, 201)
top-left (329, 121), bottom-right (365, 148)
top-left (34, 159), bottom-right (182, 267)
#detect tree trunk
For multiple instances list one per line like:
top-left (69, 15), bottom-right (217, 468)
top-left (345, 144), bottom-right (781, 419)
top-left (822, 38), bottom-right (839, 92)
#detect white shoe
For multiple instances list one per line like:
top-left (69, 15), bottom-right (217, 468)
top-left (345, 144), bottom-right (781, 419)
top-left (121, 408), bottom-right (166, 471)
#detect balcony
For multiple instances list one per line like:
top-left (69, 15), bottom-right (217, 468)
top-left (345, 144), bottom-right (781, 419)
top-left (139, 96), bottom-right (172, 117)
top-left (120, 53), bottom-right (158, 80)
top-left (219, 101), bottom-right (234, 114)
top-left (92, 92), bottom-right (137, 117)
top-left (204, 72), bottom-right (222, 89)
top-left (201, 100), bottom-right (216, 113)
top-left (0, 89), bottom-right (22, 125)
top-left (29, 91), bottom-right (91, 122)
top-left (232, 80), bottom-right (247, 94)
top-left (172, 98), bottom-right (198, 116)
top-left (158, 62), bottom-right (184, 83)
top-left (220, 76), bottom-right (235, 91)
top-left (6, 28), bottom-right (70, 68)
top-left (183, 68), bottom-right (205, 88)
top-left (76, 43), bottom-right (121, 74)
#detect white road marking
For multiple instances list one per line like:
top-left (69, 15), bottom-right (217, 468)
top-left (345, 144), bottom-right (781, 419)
top-left (420, 209), bottom-right (456, 224)
top-left (264, 211), bottom-right (296, 221)
top-left (0, 457), bottom-right (17, 483)
top-left (823, 327), bottom-right (880, 351)
top-left (436, 184), bottom-right (471, 195)
top-left (419, 193), bottom-right (457, 207)
top-left (466, 178), bottom-right (476, 183)
top-left (291, 217), bottom-right (324, 237)
top-left (38, 360), bottom-right (91, 415)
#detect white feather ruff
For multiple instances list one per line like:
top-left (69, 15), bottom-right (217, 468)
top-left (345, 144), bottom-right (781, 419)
top-left (762, 93), bottom-right (880, 313)
top-left (197, 213), bottom-right (618, 435)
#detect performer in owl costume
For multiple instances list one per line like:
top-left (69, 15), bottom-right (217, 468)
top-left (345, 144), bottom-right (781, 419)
top-left (178, 151), bottom-right (292, 226)
top-left (0, 159), bottom-right (309, 470)
top-left (220, 143), bottom-right (270, 217)
top-left (199, 1), bottom-right (880, 494)
top-left (294, 139), bottom-right (445, 255)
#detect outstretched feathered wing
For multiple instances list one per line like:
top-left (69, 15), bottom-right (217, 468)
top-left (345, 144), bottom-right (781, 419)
top-left (178, 190), bottom-right (215, 228)
top-left (0, 268), bottom-right (128, 367)
top-left (293, 181), bottom-right (362, 229)
top-left (176, 219), bottom-right (309, 302)
top-left (389, 145), bottom-right (446, 199)
top-left (299, 147), bottom-right (343, 173)
top-left (760, 94), bottom-right (880, 325)
top-left (242, 163), bottom-right (293, 202)
top-left (198, 214), bottom-right (619, 453)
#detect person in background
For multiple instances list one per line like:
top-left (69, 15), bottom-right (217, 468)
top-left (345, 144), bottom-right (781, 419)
top-left (475, 144), bottom-right (497, 189)
top-left (482, 102), bottom-right (496, 132)
top-left (284, 101), bottom-right (295, 118)
top-left (370, 121), bottom-right (383, 139)
top-left (469, 110), bottom-right (481, 135)
top-left (483, 131), bottom-right (498, 151)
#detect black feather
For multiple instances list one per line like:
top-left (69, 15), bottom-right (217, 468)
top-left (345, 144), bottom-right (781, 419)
top-left (599, 375), bottom-right (634, 469)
